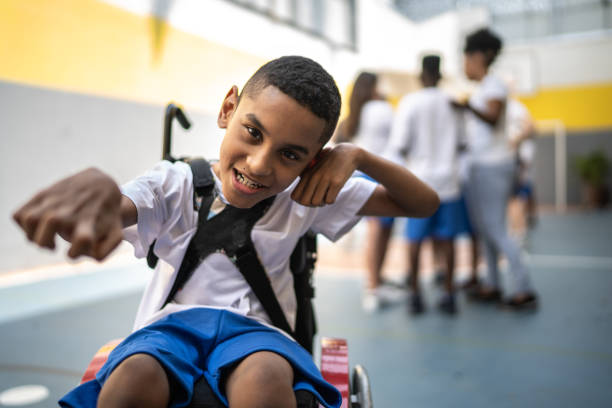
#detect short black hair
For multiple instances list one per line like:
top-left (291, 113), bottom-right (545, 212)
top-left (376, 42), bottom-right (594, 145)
top-left (240, 56), bottom-right (341, 143)
top-left (422, 55), bottom-right (441, 77)
top-left (464, 28), bottom-right (503, 66)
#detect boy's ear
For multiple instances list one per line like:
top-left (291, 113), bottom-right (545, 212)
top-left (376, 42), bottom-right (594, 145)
top-left (218, 85), bottom-right (239, 129)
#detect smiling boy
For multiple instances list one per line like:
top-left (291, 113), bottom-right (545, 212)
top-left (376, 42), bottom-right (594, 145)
top-left (13, 56), bottom-right (439, 408)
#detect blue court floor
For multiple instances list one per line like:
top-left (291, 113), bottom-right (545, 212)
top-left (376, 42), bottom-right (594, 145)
top-left (0, 210), bottom-right (611, 407)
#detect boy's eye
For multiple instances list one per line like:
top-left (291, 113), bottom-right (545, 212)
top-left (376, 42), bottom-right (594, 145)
top-left (246, 126), bottom-right (262, 141)
top-left (282, 149), bottom-right (299, 161)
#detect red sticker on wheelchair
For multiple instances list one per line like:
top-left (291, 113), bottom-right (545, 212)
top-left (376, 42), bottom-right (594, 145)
top-left (320, 337), bottom-right (350, 408)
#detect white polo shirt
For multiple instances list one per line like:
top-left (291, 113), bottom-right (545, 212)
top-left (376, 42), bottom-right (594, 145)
top-left (466, 74), bottom-right (512, 165)
top-left (384, 87), bottom-right (461, 201)
top-left (121, 160), bottom-right (377, 333)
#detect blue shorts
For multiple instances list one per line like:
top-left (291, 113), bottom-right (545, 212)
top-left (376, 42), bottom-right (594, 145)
top-left (59, 308), bottom-right (341, 408)
top-left (405, 197), bottom-right (472, 241)
top-left (514, 182), bottom-right (533, 199)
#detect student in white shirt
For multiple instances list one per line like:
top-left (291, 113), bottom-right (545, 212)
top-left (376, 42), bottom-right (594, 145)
top-left (385, 55), bottom-right (466, 314)
top-left (13, 56), bottom-right (440, 408)
top-left (454, 28), bottom-right (538, 309)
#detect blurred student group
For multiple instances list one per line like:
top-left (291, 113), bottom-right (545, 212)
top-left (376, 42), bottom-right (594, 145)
top-left (1, 1), bottom-right (611, 303)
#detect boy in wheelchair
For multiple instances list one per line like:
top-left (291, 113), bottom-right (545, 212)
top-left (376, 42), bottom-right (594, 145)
top-left (13, 56), bottom-right (439, 407)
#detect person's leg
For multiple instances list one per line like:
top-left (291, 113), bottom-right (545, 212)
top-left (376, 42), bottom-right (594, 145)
top-left (465, 165), bottom-right (504, 299)
top-left (464, 167), bottom-right (495, 286)
top-left (432, 239), bottom-right (446, 285)
top-left (225, 351), bottom-right (296, 408)
top-left (408, 240), bottom-right (426, 314)
top-left (362, 218), bottom-right (394, 312)
top-left (525, 184), bottom-right (538, 228)
top-left (481, 238), bottom-right (500, 289)
top-left (364, 218), bottom-right (393, 290)
top-left (408, 240), bottom-right (422, 294)
top-left (437, 239), bottom-right (455, 295)
top-left (205, 310), bottom-right (341, 408)
top-left (97, 354), bottom-right (170, 408)
top-left (474, 162), bottom-right (533, 296)
top-left (468, 233), bottom-right (480, 285)
top-left (456, 193), bottom-right (480, 287)
top-left (435, 238), bottom-right (457, 314)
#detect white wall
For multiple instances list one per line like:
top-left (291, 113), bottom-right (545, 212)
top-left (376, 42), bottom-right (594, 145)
top-left (498, 31), bottom-right (612, 94)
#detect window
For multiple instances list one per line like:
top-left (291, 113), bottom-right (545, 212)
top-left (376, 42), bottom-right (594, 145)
top-left (393, 0), bottom-right (612, 42)
top-left (224, 0), bottom-right (357, 50)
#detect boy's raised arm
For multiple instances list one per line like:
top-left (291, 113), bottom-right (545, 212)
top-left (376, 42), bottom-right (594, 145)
top-left (357, 148), bottom-right (440, 218)
top-left (12, 168), bottom-right (137, 261)
top-left (291, 143), bottom-right (439, 217)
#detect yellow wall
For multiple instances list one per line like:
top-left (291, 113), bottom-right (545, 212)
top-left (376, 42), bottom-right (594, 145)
top-left (519, 82), bottom-right (612, 132)
top-left (2, 0), bottom-right (611, 132)
top-left (0, 0), bottom-right (266, 114)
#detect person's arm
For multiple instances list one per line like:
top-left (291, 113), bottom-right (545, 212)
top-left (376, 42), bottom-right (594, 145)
top-left (291, 143), bottom-right (439, 218)
top-left (454, 98), bottom-right (504, 126)
top-left (12, 168), bottom-right (136, 261)
top-left (509, 112), bottom-right (535, 151)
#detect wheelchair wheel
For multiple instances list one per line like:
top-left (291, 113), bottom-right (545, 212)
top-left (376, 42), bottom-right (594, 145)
top-left (350, 364), bottom-right (373, 408)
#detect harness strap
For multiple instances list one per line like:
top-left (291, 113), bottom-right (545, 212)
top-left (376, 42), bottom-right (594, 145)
top-left (234, 246), bottom-right (294, 335)
top-left (159, 161), bottom-right (294, 335)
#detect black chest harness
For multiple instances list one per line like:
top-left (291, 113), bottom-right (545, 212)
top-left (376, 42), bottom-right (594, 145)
top-left (146, 158), bottom-right (317, 352)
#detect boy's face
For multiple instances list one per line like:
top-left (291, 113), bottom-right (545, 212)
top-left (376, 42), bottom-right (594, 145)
top-left (213, 85), bottom-right (326, 208)
top-left (463, 51), bottom-right (486, 81)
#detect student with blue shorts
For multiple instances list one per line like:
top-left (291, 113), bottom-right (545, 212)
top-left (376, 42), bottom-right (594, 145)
top-left (385, 55), bottom-right (465, 314)
top-left (13, 56), bottom-right (439, 407)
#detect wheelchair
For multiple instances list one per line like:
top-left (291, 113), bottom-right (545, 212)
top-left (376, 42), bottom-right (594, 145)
top-left (79, 103), bottom-right (373, 408)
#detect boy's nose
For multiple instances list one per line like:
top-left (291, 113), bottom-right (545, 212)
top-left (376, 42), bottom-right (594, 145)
top-left (246, 148), bottom-right (273, 178)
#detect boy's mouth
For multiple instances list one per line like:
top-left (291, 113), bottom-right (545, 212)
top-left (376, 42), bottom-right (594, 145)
top-left (233, 168), bottom-right (266, 191)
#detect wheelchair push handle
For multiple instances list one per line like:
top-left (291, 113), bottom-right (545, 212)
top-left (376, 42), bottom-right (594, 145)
top-left (163, 103), bottom-right (192, 161)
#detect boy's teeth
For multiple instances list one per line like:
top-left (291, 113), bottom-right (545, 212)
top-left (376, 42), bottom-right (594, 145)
top-left (236, 171), bottom-right (263, 189)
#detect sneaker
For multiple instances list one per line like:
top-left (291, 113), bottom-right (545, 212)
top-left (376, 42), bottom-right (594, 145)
top-left (503, 292), bottom-right (538, 310)
top-left (467, 285), bottom-right (502, 302)
top-left (461, 277), bottom-right (480, 290)
top-left (362, 290), bottom-right (380, 313)
top-left (437, 293), bottom-right (457, 315)
top-left (409, 293), bottom-right (425, 315)
top-left (380, 278), bottom-right (408, 291)
top-left (376, 282), bottom-right (408, 303)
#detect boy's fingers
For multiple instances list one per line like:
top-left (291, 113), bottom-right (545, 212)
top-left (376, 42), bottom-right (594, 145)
top-left (325, 183), bottom-right (342, 205)
top-left (299, 171), bottom-right (323, 206)
top-left (33, 212), bottom-right (68, 249)
top-left (14, 189), bottom-right (48, 223)
top-left (310, 179), bottom-right (330, 207)
top-left (292, 167), bottom-right (315, 201)
top-left (15, 193), bottom-right (63, 240)
top-left (93, 226), bottom-right (123, 261)
top-left (292, 172), bottom-right (313, 204)
top-left (68, 219), bottom-right (96, 259)
top-left (20, 209), bottom-right (42, 241)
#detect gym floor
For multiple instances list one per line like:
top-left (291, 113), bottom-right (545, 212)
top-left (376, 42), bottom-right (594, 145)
top-left (1, 210), bottom-right (611, 407)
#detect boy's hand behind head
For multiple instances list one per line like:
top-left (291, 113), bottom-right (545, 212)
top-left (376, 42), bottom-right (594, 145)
top-left (291, 143), bottom-right (362, 207)
top-left (12, 168), bottom-right (124, 261)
